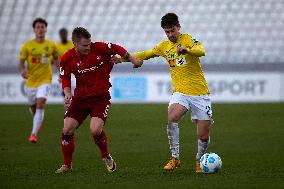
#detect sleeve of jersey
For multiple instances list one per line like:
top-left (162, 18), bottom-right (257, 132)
top-left (132, 49), bottom-right (155, 60)
top-left (122, 43), bottom-right (162, 62)
top-left (188, 42), bottom-right (206, 57)
top-left (19, 43), bottom-right (28, 60)
top-left (108, 43), bottom-right (127, 57)
top-left (59, 55), bottom-right (71, 90)
top-left (186, 36), bottom-right (205, 57)
top-left (52, 42), bottom-right (59, 59)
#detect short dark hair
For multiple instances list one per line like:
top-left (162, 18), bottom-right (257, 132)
top-left (59, 28), bottom-right (68, 34)
top-left (32, 18), bottom-right (48, 28)
top-left (72, 27), bottom-right (91, 42)
top-left (161, 13), bottom-right (180, 28)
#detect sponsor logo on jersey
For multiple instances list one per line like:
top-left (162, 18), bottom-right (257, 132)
top-left (168, 59), bottom-right (175, 67)
top-left (191, 37), bottom-right (199, 43)
top-left (107, 43), bottom-right (112, 49)
top-left (77, 62), bottom-right (105, 74)
top-left (59, 67), bottom-right (64, 75)
top-left (77, 61), bottom-right (81, 67)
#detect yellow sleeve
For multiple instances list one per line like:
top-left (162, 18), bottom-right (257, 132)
top-left (19, 43), bottom-right (28, 60)
top-left (52, 42), bottom-right (59, 59)
top-left (187, 42), bottom-right (205, 57)
top-left (132, 42), bottom-right (164, 60)
top-left (185, 35), bottom-right (205, 57)
top-left (132, 48), bottom-right (158, 60)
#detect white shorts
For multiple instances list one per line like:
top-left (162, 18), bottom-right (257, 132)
top-left (169, 92), bottom-right (213, 124)
top-left (25, 83), bottom-right (51, 105)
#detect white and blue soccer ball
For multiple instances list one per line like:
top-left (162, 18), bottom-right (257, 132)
top-left (200, 152), bottom-right (222, 173)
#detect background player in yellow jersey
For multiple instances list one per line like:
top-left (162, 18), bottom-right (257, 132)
top-left (56, 28), bottom-right (74, 60)
top-left (19, 18), bottom-right (59, 143)
top-left (120, 13), bottom-right (213, 173)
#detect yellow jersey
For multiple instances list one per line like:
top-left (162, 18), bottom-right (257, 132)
top-left (20, 39), bottom-right (59, 88)
top-left (133, 33), bottom-right (210, 96)
top-left (56, 40), bottom-right (74, 58)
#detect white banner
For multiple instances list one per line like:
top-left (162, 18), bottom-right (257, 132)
top-left (0, 72), bottom-right (283, 104)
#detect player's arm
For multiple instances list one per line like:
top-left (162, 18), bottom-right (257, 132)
top-left (19, 44), bottom-right (28, 79)
top-left (132, 48), bottom-right (158, 61)
top-left (122, 52), bottom-right (144, 68)
top-left (59, 55), bottom-right (72, 108)
top-left (53, 43), bottom-right (60, 71)
top-left (112, 48), bottom-right (159, 67)
top-left (19, 59), bottom-right (28, 79)
top-left (107, 43), bottom-right (143, 68)
top-left (179, 43), bottom-right (205, 57)
top-left (177, 38), bottom-right (205, 57)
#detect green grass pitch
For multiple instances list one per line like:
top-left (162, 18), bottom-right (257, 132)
top-left (0, 103), bottom-right (284, 189)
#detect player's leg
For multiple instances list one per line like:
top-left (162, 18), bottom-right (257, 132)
top-left (56, 98), bottom-right (87, 174)
top-left (55, 117), bottom-right (79, 173)
top-left (195, 120), bottom-right (211, 173)
top-left (31, 97), bottom-right (46, 134)
top-left (29, 83), bottom-right (51, 143)
top-left (89, 94), bottom-right (115, 172)
top-left (25, 86), bottom-right (38, 143)
top-left (90, 116), bottom-right (116, 172)
top-left (164, 92), bottom-right (188, 171)
top-left (90, 117), bottom-right (109, 158)
top-left (190, 94), bottom-right (213, 173)
top-left (29, 104), bottom-right (36, 116)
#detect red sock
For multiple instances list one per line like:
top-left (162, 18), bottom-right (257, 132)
top-left (93, 130), bottom-right (109, 158)
top-left (61, 133), bottom-right (75, 167)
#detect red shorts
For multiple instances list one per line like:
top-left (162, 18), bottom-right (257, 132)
top-left (64, 92), bottom-right (111, 125)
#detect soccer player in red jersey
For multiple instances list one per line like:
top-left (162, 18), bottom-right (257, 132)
top-left (55, 27), bottom-right (142, 173)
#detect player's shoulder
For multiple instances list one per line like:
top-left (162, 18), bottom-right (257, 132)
top-left (67, 40), bottom-right (74, 47)
top-left (44, 39), bottom-right (57, 46)
top-left (156, 40), bottom-right (169, 49)
top-left (92, 41), bottom-right (111, 48)
top-left (92, 42), bottom-right (115, 52)
top-left (22, 39), bottom-right (34, 46)
top-left (61, 48), bottom-right (76, 61)
top-left (181, 33), bottom-right (200, 43)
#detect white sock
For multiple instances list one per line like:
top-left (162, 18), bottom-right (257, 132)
top-left (167, 122), bottom-right (179, 159)
top-left (196, 137), bottom-right (210, 160)
top-left (31, 109), bottom-right (44, 135)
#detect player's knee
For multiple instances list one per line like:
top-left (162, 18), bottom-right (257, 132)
top-left (90, 125), bottom-right (102, 136)
top-left (197, 128), bottom-right (210, 140)
top-left (62, 126), bottom-right (74, 135)
top-left (198, 133), bottom-right (210, 141)
top-left (36, 100), bottom-right (46, 109)
top-left (168, 114), bottom-right (180, 123)
top-left (90, 117), bottom-right (104, 136)
top-left (63, 118), bottom-right (78, 135)
top-left (90, 128), bottom-right (102, 136)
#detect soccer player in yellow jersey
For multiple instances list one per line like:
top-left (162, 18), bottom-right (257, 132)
top-left (19, 18), bottom-right (59, 143)
top-left (56, 28), bottom-right (74, 59)
top-left (122, 13), bottom-right (213, 173)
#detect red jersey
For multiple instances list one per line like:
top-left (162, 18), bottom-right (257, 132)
top-left (60, 42), bottom-right (127, 98)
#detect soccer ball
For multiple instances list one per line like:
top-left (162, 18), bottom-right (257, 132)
top-left (200, 152), bottom-right (222, 173)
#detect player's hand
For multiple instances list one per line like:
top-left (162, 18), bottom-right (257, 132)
top-left (20, 70), bottom-right (28, 79)
top-left (177, 47), bottom-right (189, 55)
top-left (129, 56), bottom-right (143, 68)
top-left (110, 56), bottom-right (122, 64)
top-left (133, 59), bottom-right (143, 68)
top-left (64, 93), bottom-right (72, 108)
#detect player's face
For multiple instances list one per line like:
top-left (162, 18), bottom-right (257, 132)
top-left (163, 26), bottom-right (180, 43)
top-left (59, 31), bottom-right (68, 42)
top-left (33, 23), bottom-right (47, 39)
top-left (74, 38), bottom-right (91, 55)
